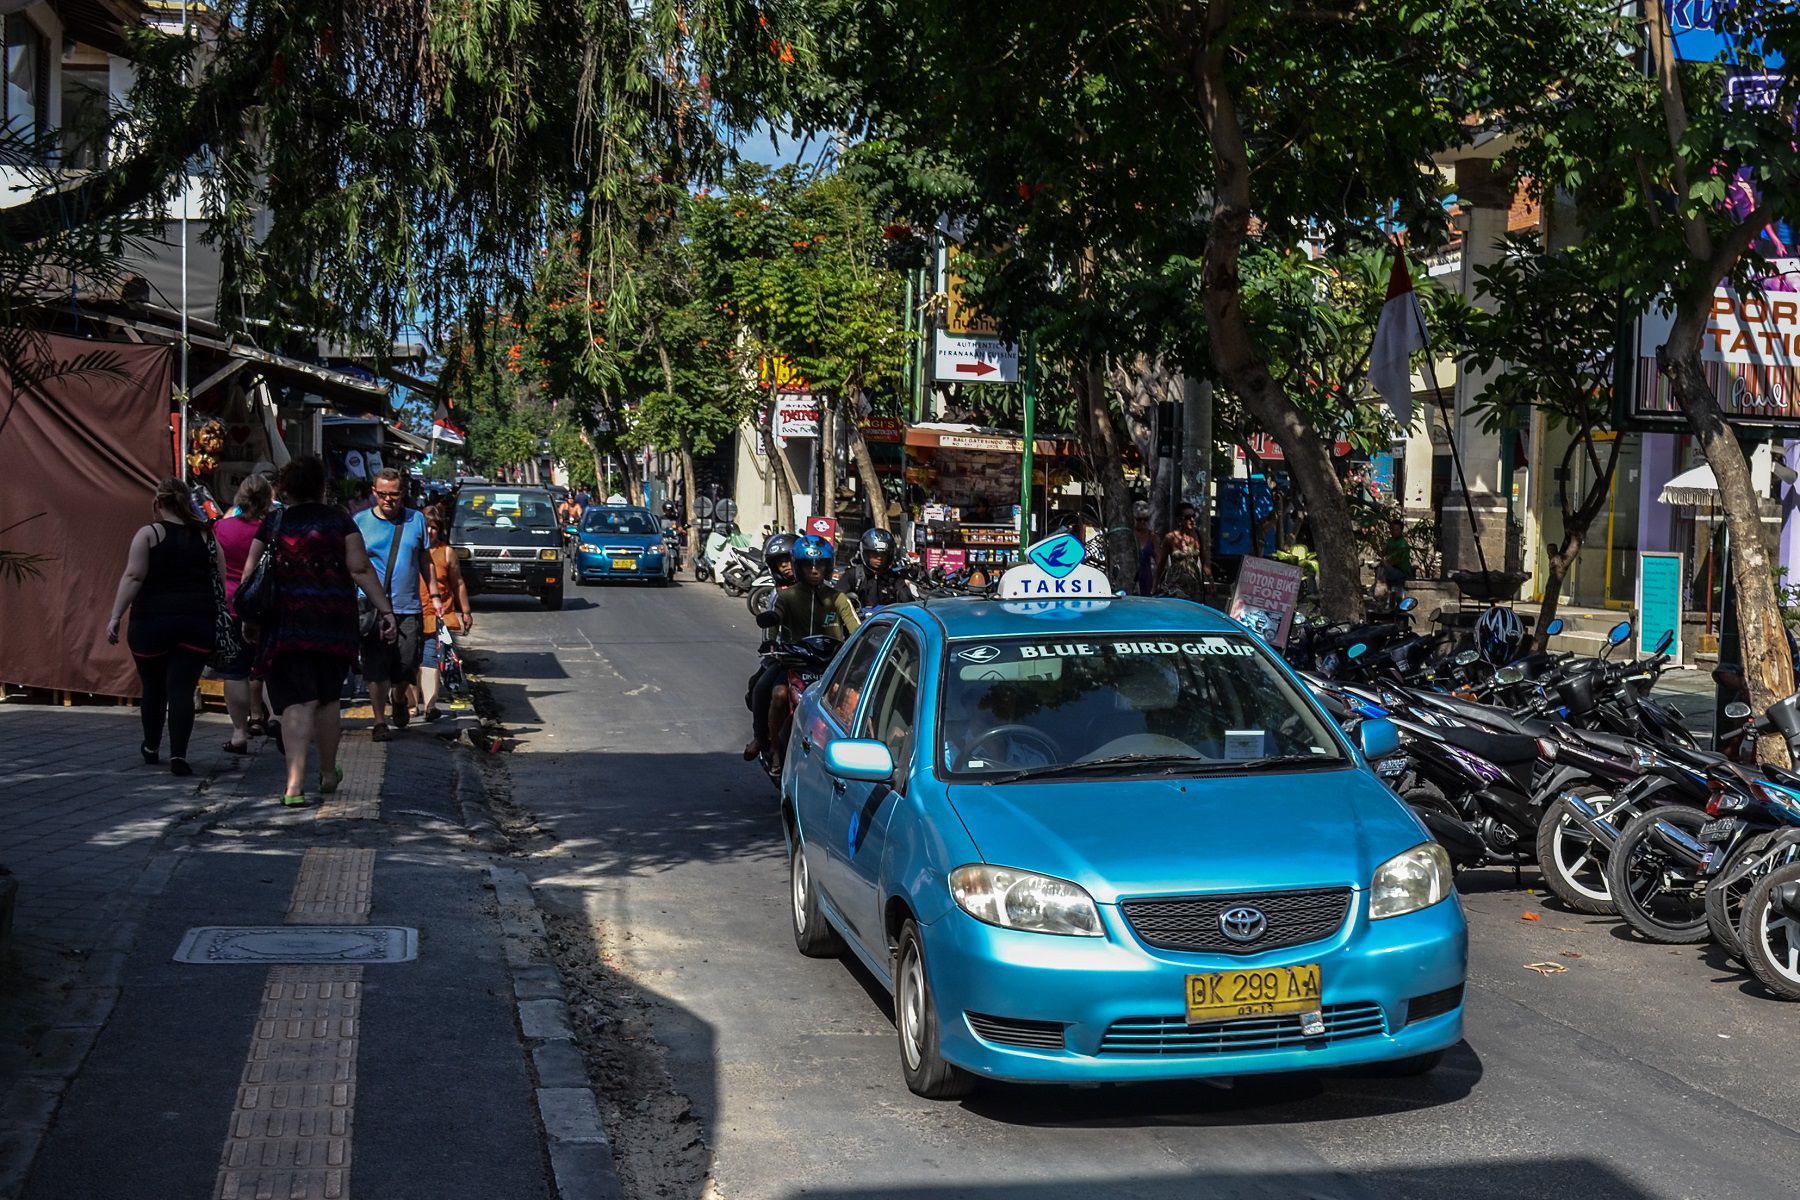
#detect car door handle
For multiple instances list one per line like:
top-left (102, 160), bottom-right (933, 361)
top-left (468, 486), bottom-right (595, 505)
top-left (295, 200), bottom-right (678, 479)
top-left (800, 735), bottom-right (813, 756)
top-left (832, 777), bottom-right (846, 793)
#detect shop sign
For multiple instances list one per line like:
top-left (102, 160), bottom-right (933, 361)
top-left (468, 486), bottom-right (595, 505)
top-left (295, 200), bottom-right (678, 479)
top-left (760, 355), bottom-right (810, 393)
top-left (940, 434), bottom-right (1023, 452)
top-left (933, 333), bottom-right (1020, 384)
top-left (1636, 552), bottom-right (1685, 666)
top-left (858, 416), bottom-right (906, 443)
top-left (805, 515), bottom-right (839, 542)
top-left (945, 245), bottom-right (1001, 337)
top-left (775, 395), bottom-right (819, 440)
top-left (1228, 557), bottom-right (1306, 648)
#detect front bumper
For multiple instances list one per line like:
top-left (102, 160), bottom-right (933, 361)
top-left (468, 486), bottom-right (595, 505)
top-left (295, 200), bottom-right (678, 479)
top-left (464, 561), bottom-right (562, 594)
top-left (922, 892), bottom-right (1466, 1083)
top-left (574, 548), bottom-right (668, 580)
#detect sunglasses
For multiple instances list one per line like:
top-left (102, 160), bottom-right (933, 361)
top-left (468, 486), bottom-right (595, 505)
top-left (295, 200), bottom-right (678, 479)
top-left (374, 490), bottom-right (403, 500)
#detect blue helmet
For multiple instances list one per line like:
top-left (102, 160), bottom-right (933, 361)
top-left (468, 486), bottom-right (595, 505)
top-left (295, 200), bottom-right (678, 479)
top-left (793, 534), bottom-right (835, 562)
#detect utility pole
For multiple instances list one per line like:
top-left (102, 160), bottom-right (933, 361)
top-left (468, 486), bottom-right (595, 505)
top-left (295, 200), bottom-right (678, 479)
top-left (1182, 375), bottom-right (1212, 565)
top-left (1020, 332), bottom-right (1037, 542)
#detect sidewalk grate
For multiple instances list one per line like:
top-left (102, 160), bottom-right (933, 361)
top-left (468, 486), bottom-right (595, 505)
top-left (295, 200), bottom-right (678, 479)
top-left (175, 926), bottom-right (417, 965)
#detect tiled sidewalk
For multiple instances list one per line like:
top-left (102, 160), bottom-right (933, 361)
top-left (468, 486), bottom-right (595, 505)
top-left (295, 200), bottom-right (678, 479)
top-left (0, 705), bottom-right (275, 956)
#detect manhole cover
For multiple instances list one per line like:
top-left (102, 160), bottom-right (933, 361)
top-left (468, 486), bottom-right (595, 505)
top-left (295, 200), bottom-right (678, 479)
top-left (173, 926), bottom-right (418, 964)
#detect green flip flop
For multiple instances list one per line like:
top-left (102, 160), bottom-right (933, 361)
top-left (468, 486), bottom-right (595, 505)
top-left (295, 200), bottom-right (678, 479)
top-left (281, 793), bottom-right (310, 807)
top-left (320, 766), bottom-right (344, 795)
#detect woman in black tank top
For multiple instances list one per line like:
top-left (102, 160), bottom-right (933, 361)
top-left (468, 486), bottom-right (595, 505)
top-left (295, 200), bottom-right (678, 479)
top-left (106, 479), bottom-right (224, 775)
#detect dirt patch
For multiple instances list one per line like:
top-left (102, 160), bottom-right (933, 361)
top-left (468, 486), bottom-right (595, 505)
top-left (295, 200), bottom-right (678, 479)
top-left (473, 749), bottom-right (561, 856)
top-left (543, 908), bottom-right (714, 1200)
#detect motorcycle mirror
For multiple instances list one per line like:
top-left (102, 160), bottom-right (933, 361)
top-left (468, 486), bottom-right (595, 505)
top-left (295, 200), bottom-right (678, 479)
top-left (1653, 629), bottom-right (1674, 654)
top-left (1398, 597), bottom-right (1418, 613)
top-left (1495, 666), bottom-right (1526, 686)
top-left (1724, 701), bottom-right (1753, 721)
top-left (754, 610), bottom-right (781, 629)
top-left (1454, 650), bottom-right (1479, 667)
top-left (1347, 642), bottom-right (1368, 660)
top-left (1607, 620), bottom-right (1632, 646)
top-left (1545, 618), bottom-right (1564, 636)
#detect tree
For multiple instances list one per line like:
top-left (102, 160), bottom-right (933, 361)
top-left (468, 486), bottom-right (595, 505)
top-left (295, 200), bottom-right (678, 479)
top-left (806, 0), bottom-right (1609, 614)
top-left (1440, 236), bottom-right (1625, 650)
top-left (1510, 2), bottom-right (1799, 751)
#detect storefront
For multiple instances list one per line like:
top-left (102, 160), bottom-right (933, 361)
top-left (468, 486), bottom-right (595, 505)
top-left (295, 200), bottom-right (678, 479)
top-left (902, 422), bottom-right (1072, 574)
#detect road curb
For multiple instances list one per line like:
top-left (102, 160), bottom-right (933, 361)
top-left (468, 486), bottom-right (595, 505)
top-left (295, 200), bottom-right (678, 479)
top-left (455, 745), bottom-right (507, 852)
top-left (490, 864), bottom-right (625, 1200)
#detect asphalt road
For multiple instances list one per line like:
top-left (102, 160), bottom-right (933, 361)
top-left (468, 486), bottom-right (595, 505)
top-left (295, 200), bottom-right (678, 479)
top-left (474, 577), bottom-right (1800, 1200)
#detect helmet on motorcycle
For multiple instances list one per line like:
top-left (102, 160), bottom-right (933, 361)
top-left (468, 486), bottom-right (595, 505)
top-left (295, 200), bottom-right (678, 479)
top-left (1475, 606), bottom-right (1525, 663)
top-left (859, 528), bottom-right (896, 567)
top-left (764, 532), bottom-right (798, 564)
top-left (792, 534), bottom-right (835, 563)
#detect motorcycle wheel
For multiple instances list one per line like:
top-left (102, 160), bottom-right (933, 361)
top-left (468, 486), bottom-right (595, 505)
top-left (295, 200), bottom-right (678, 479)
top-left (1535, 790), bottom-right (1618, 916)
top-left (746, 584), bottom-right (775, 616)
top-left (694, 562), bottom-right (713, 583)
top-left (1705, 832), bottom-right (1780, 963)
top-left (1739, 862), bottom-right (1800, 1000)
top-left (1605, 805), bottom-right (1711, 944)
top-left (721, 575), bottom-right (748, 597)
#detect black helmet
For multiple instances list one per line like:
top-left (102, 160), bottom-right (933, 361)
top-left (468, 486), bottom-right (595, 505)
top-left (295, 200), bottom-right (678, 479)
top-left (764, 532), bottom-right (798, 564)
top-left (860, 528), bottom-right (896, 563)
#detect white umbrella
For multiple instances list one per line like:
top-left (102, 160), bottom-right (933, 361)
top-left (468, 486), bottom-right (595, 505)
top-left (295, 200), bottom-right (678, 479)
top-left (1657, 463), bottom-right (1719, 507)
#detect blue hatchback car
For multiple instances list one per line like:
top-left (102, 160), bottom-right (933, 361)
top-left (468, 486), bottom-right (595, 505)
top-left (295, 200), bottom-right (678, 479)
top-left (781, 596), bottom-right (1466, 1098)
top-left (573, 506), bottom-right (672, 585)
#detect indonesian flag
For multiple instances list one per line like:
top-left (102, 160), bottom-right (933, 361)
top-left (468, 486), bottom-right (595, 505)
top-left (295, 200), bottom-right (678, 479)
top-left (431, 396), bottom-right (467, 447)
top-left (1369, 247), bottom-right (1427, 428)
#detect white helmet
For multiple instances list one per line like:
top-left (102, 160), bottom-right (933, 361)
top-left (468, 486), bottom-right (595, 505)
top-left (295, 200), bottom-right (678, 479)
top-left (1475, 606), bottom-right (1525, 663)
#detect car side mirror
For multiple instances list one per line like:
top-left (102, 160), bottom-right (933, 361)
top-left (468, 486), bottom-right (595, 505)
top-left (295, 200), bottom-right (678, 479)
top-left (755, 610), bottom-right (781, 629)
top-left (822, 738), bottom-right (895, 783)
top-left (1359, 718), bottom-right (1401, 761)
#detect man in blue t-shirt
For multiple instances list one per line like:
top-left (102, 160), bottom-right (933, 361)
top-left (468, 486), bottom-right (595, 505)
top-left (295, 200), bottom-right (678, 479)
top-left (356, 468), bottom-right (442, 740)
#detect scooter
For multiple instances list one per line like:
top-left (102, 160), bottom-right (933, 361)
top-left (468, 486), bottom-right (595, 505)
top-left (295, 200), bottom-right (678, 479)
top-left (751, 609), bottom-right (840, 784)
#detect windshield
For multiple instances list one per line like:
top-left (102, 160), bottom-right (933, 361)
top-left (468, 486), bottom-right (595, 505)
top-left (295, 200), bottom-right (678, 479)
top-left (453, 490), bottom-right (559, 536)
top-left (940, 634), bottom-right (1346, 779)
top-left (581, 508), bottom-right (659, 535)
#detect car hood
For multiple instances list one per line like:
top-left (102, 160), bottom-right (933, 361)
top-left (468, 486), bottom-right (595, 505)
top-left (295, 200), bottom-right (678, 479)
top-left (453, 526), bottom-right (559, 547)
top-left (944, 768), bottom-right (1427, 901)
top-left (578, 532), bottom-right (663, 548)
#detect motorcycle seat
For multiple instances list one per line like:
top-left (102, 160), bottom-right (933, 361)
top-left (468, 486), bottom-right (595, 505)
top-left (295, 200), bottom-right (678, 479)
top-left (1437, 724), bottom-right (1540, 766)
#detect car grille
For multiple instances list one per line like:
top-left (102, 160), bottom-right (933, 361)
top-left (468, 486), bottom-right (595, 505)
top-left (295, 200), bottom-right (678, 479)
top-left (1097, 1002), bottom-right (1386, 1056)
top-left (964, 1012), bottom-right (1067, 1051)
top-left (470, 546), bottom-right (555, 560)
top-left (1404, 984), bottom-right (1464, 1025)
top-left (1119, 887), bottom-right (1351, 954)
top-left (603, 546), bottom-right (643, 557)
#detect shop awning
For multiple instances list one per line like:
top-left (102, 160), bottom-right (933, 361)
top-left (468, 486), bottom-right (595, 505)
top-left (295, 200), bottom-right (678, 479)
top-left (904, 421), bottom-right (1068, 456)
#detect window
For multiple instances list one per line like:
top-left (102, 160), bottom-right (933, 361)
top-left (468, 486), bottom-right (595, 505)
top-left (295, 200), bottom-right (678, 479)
top-left (61, 65), bottom-right (110, 170)
top-left (4, 15), bottom-right (46, 142)
top-left (859, 633), bottom-right (921, 787)
top-left (820, 622), bottom-right (889, 728)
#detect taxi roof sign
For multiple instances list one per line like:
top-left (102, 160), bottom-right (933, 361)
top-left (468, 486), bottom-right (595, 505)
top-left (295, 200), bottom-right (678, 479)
top-left (999, 534), bottom-right (1113, 600)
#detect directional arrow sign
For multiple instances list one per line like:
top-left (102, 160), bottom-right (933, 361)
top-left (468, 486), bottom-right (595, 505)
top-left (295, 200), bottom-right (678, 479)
top-left (933, 333), bottom-right (1020, 384)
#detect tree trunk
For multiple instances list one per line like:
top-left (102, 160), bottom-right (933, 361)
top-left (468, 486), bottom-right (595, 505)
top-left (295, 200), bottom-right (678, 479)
top-left (678, 432), bottom-right (700, 563)
top-left (842, 405), bottom-right (890, 532)
top-left (1083, 359), bottom-right (1137, 591)
top-left (1663, 326), bottom-right (1793, 763)
top-left (763, 382), bottom-right (797, 532)
top-left (819, 394), bottom-right (838, 520)
top-left (1190, 0), bottom-right (1360, 619)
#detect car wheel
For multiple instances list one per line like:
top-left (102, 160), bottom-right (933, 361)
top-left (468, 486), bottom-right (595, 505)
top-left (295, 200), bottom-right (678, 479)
top-left (789, 838), bottom-right (844, 958)
top-left (540, 588), bottom-right (564, 611)
top-left (894, 920), bottom-right (975, 1100)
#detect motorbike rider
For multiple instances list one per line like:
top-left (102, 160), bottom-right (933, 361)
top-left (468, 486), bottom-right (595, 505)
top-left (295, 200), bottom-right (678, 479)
top-left (741, 531), bottom-right (808, 764)
top-left (743, 535), bottom-right (861, 771)
top-left (837, 528), bottom-right (918, 609)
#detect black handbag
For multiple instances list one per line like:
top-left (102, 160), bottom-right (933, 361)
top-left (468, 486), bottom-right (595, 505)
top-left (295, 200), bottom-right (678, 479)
top-left (234, 510), bottom-right (284, 630)
top-left (205, 530), bottom-right (244, 667)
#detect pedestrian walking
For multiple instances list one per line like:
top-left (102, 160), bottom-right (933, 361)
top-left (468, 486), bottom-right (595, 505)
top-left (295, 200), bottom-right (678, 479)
top-left (1156, 503), bottom-right (1208, 598)
top-left (1133, 502), bottom-right (1156, 595)
top-left (414, 507), bottom-right (473, 722)
top-left (354, 468), bottom-right (443, 741)
top-left (240, 456), bottom-right (397, 806)
top-left (212, 474), bottom-right (276, 753)
top-left (105, 478), bottom-right (226, 776)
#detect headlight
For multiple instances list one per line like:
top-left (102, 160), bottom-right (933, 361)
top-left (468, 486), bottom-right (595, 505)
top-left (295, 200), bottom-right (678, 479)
top-left (538, 548), bottom-right (560, 560)
top-left (578, 542), bottom-right (601, 554)
top-left (1370, 843), bottom-right (1452, 920)
top-left (949, 865), bottom-right (1103, 937)
top-left (453, 546), bottom-right (471, 561)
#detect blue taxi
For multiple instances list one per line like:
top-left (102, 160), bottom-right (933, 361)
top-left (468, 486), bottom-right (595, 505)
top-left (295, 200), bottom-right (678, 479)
top-left (573, 505), bottom-right (672, 585)
top-left (779, 541), bottom-right (1465, 1098)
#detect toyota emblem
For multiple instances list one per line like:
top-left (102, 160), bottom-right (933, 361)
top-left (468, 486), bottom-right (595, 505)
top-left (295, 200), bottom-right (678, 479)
top-left (1218, 906), bottom-right (1267, 944)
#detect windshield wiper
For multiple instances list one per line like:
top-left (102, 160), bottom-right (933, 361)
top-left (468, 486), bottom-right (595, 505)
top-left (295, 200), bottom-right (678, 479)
top-left (979, 752), bottom-right (1341, 785)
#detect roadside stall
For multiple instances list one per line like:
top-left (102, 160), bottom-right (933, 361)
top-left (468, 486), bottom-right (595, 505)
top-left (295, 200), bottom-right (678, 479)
top-left (902, 422), bottom-right (1072, 575)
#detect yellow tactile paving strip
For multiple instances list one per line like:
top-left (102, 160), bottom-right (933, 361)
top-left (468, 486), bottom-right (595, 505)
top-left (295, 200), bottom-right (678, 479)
top-left (315, 737), bottom-right (383, 822)
top-left (215, 848), bottom-right (375, 1200)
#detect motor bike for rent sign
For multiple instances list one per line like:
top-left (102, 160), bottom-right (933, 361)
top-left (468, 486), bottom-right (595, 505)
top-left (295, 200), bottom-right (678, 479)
top-left (1229, 557), bottom-right (1306, 648)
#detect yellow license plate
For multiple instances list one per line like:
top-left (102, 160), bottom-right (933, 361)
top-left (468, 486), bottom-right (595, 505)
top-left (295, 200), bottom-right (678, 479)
top-left (611, 558), bottom-right (635, 569)
top-left (1185, 964), bottom-right (1322, 1023)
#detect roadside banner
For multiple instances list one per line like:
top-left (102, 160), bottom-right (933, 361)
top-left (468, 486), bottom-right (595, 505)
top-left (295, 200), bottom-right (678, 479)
top-left (1229, 557), bottom-right (1306, 648)
top-left (1636, 551), bottom-right (1685, 666)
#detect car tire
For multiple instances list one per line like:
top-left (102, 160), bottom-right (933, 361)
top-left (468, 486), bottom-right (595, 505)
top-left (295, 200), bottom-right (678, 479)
top-left (894, 920), bottom-right (975, 1100)
top-left (540, 588), bottom-right (564, 611)
top-left (789, 838), bottom-right (844, 958)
